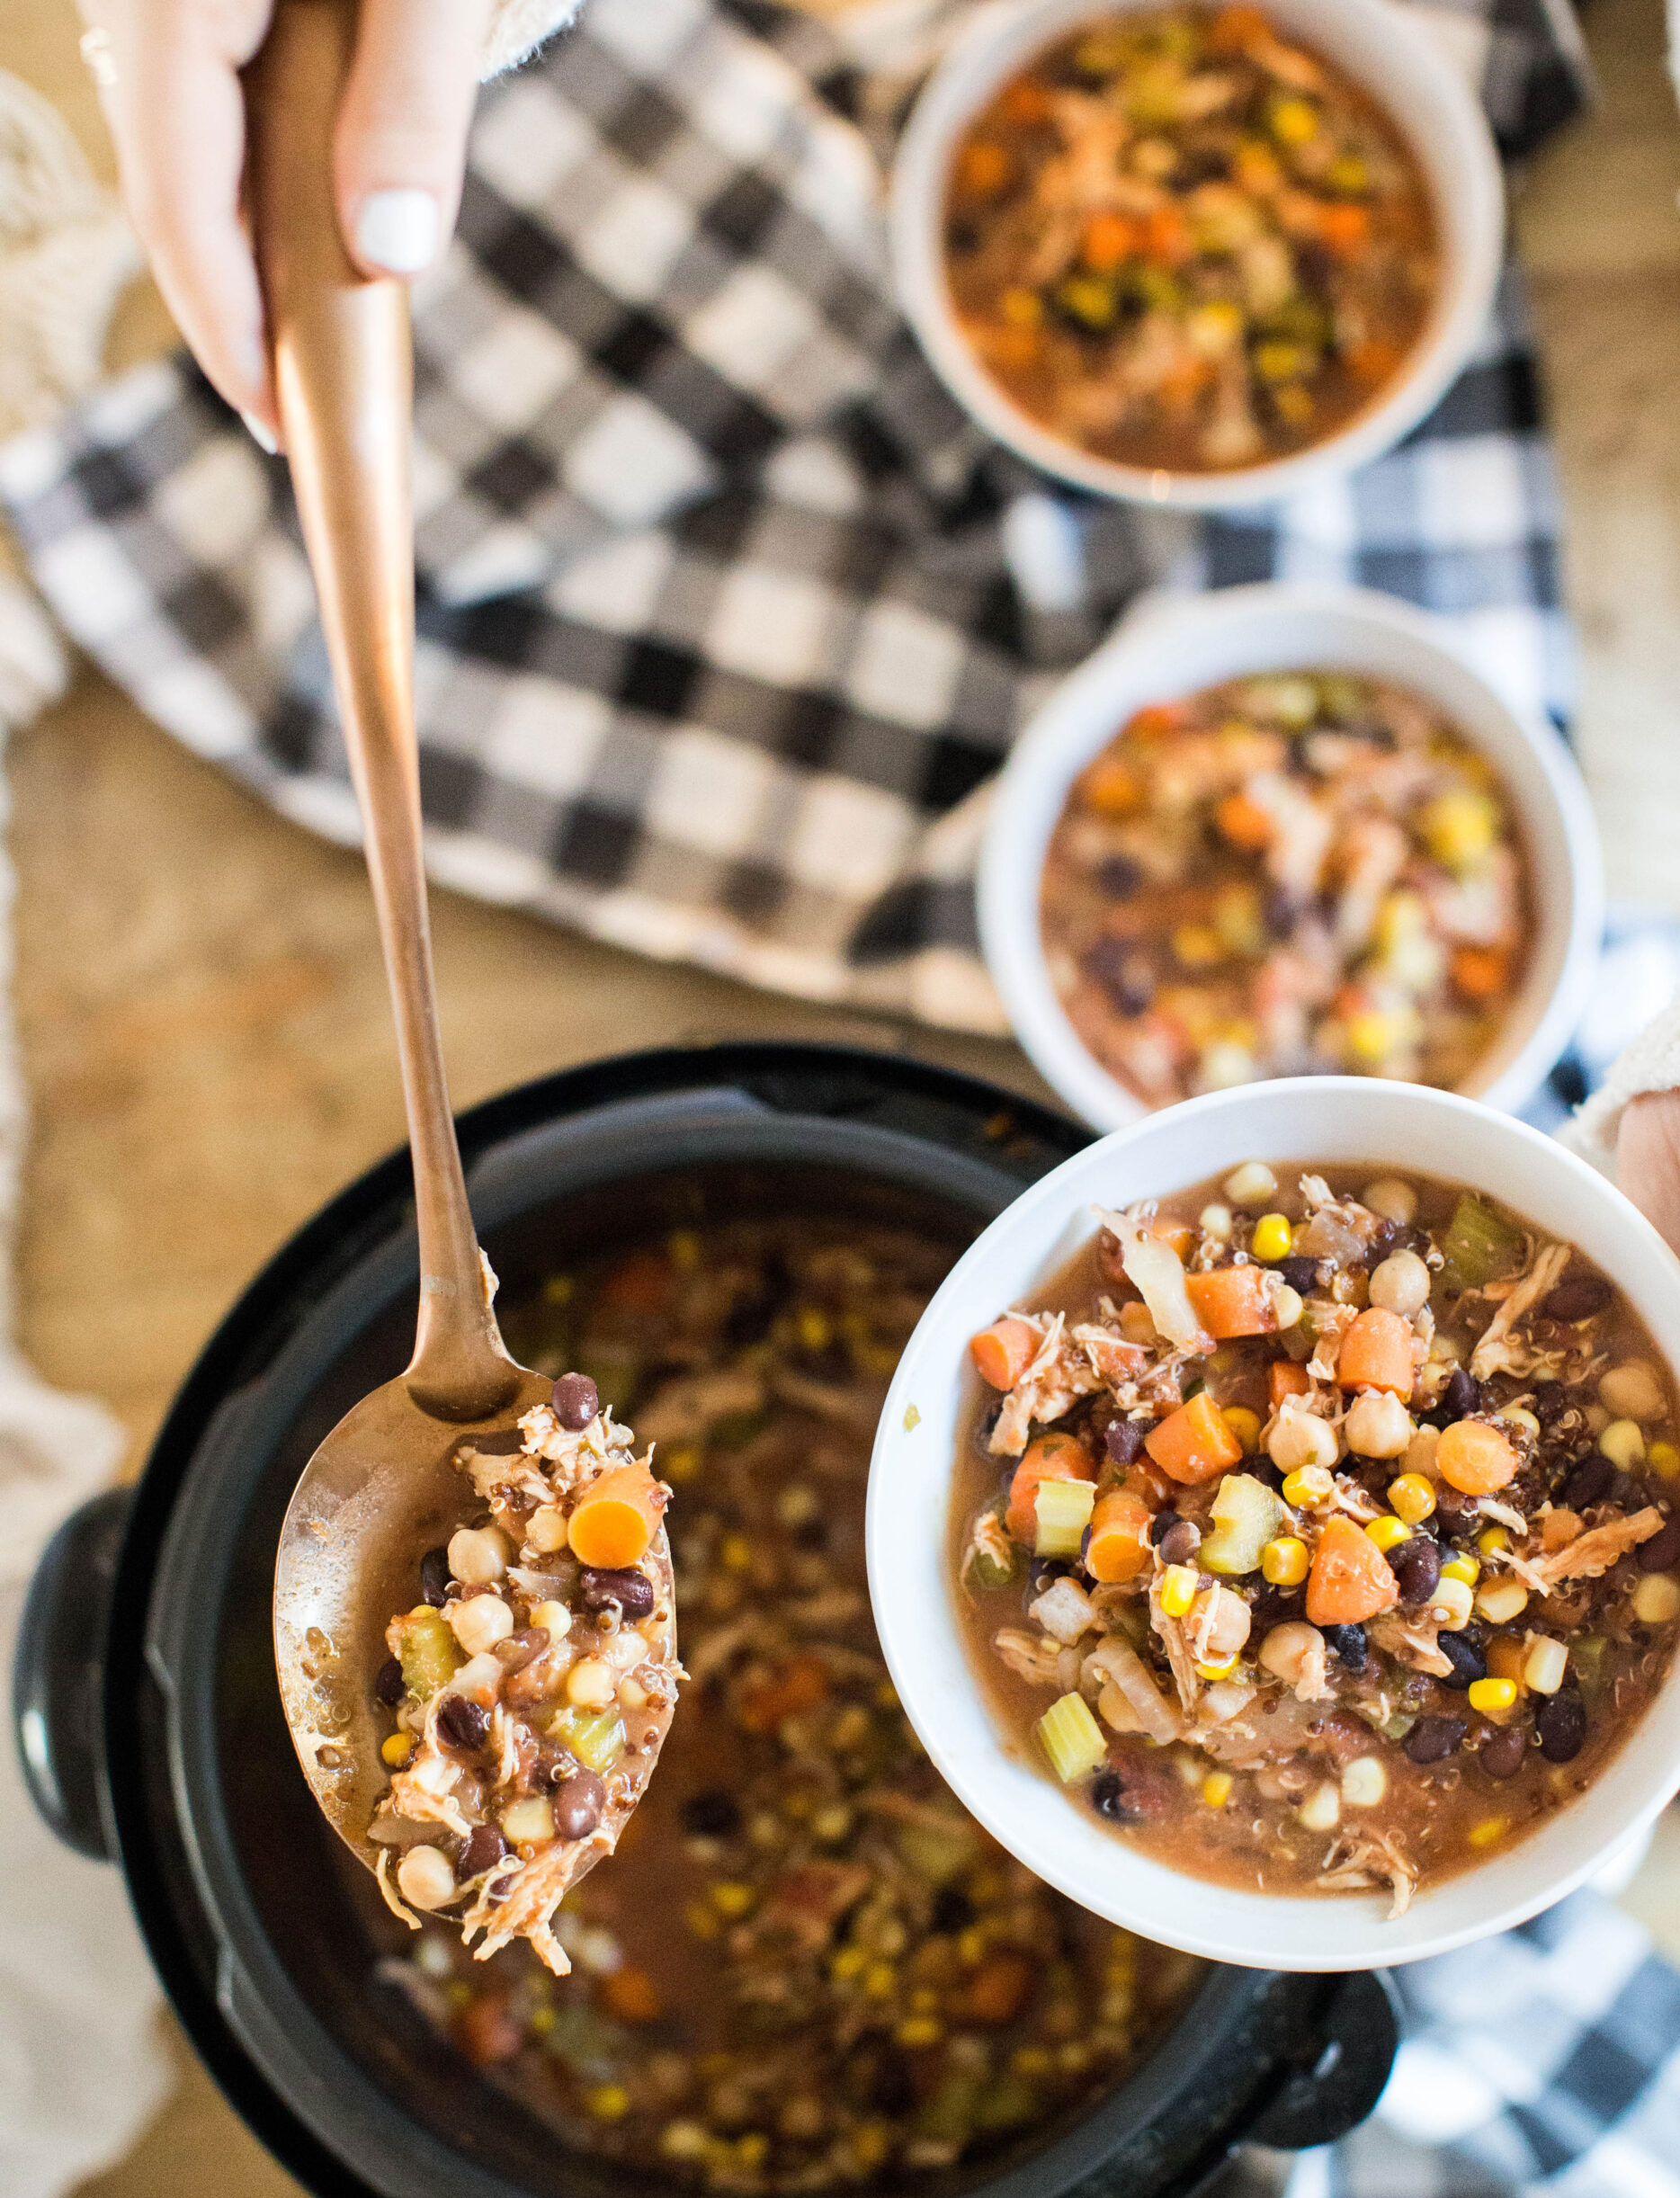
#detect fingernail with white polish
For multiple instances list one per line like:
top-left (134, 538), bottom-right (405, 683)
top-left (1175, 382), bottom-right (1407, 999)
top-left (240, 410), bottom-right (280, 456)
top-left (354, 189), bottom-right (440, 275)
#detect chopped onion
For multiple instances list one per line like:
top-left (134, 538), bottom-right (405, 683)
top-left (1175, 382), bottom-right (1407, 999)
top-left (1096, 1209), bottom-right (1211, 1353)
top-left (1083, 1637), bottom-right (1182, 1744)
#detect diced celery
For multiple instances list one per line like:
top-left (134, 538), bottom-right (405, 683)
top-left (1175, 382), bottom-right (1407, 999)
top-left (1571, 1636), bottom-right (1607, 1695)
top-left (395, 1606), bottom-right (463, 1699)
top-left (1034, 1477), bottom-right (1096, 1559)
top-left (893, 1818), bottom-right (978, 1885)
top-left (1438, 1194), bottom-right (1524, 1291)
top-left (1200, 1474), bottom-right (1287, 1576)
top-left (1036, 1692), bottom-right (1108, 1784)
top-left (550, 1704), bottom-right (626, 1774)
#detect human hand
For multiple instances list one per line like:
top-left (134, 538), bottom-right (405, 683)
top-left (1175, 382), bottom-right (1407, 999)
top-left (80, 0), bottom-right (490, 445)
top-left (1618, 1090), bottom-right (1680, 1259)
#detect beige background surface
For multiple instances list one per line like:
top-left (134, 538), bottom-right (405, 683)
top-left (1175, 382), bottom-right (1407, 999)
top-left (0, 0), bottom-right (1676, 2191)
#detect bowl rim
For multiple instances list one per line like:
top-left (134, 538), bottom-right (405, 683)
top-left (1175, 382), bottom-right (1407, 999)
top-left (976, 578), bottom-right (1604, 1130)
top-left (889, 0), bottom-right (1507, 509)
top-left (865, 1077), bottom-right (1680, 1970)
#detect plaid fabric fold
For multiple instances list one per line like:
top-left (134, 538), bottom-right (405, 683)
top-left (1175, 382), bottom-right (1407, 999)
top-left (0, 0), bottom-right (1584, 1034)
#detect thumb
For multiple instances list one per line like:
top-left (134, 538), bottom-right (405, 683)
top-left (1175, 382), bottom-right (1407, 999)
top-left (1617, 1089), bottom-right (1680, 1260)
top-left (335, 0), bottom-right (491, 279)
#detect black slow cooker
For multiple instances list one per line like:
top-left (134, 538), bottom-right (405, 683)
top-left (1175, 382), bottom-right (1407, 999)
top-left (15, 1045), bottom-right (1398, 2198)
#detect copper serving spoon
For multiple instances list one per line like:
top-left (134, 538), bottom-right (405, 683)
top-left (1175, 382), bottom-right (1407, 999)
top-left (255, 0), bottom-right (675, 1895)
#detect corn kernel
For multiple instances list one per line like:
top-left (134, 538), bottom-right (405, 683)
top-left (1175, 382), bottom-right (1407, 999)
top-left (1365, 1514), bottom-right (1411, 1554)
top-left (1477, 1526), bottom-right (1511, 1556)
top-left (1221, 1405), bottom-right (1262, 1455)
top-left (1429, 1577), bottom-right (1474, 1630)
top-left (1252, 1212), bottom-right (1293, 1264)
top-left (721, 1532), bottom-right (754, 1573)
top-left (851, 2123), bottom-right (892, 2173)
top-left (1202, 1773), bottom-right (1234, 1808)
top-left (685, 1899), bottom-right (721, 1942)
top-left (1173, 923), bottom-right (1227, 969)
top-left (1262, 1535), bottom-right (1309, 1587)
top-left (710, 1881), bottom-right (756, 1918)
top-left (1468, 1816), bottom-right (1510, 1850)
top-left (1498, 1407), bottom-right (1541, 1440)
top-left (1634, 1572), bottom-right (1680, 1626)
top-left (1523, 1636), bottom-right (1568, 1694)
top-left (1388, 1473), bottom-right (1437, 1524)
top-left (896, 2016), bottom-right (943, 2048)
top-left (587, 2085), bottom-right (630, 2121)
top-left (1341, 1756), bottom-right (1386, 1809)
top-left (1297, 1781), bottom-right (1340, 1833)
top-left (1600, 1418), bottom-right (1646, 1470)
top-left (863, 1961), bottom-right (898, 2001)
top-left (1223, 1162), bottom-right (1276, 1209)
top-left (829, 1944), bottom-right (867, 1981)
top-left (1421, 789), bottom-right (1497, 872)
top-left (662, 1441), bottom-right (701, 1485)
top-left (380, 1731), bottom-right (414, 1768)
top-left (1649, 1441), bottom-right (1680, 1481)
top-left (1270, 95), bottom-right (1320, 144)
top-left (795, 1306), bottom-right (832, 1353)
top-left (1272, 1284), bottom-right (1305, 1330)
top-left (1282, 1465), bottom-right (1336, 1510)
top-left (1195, 1657), bottom-right (1238, 1682)
top-left (1000, 286), bottom-right (1042, 327)
top-left (1158, 1564), bottom-right (1198, 1618)
top-left (1012, 2047), bottom-right (1054, 2079)
top-left (1467, 1677), bottom-right (1518, 1716)
top-left (1442, 1554), bottom-right (1479, 1586)
top-left (1476, 1578), bottom-right (1530, 1625)
top-left (737, 2135), bottom-right (770, 2170)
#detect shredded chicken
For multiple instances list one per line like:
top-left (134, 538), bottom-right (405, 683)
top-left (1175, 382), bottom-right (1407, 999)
top-left (1096, 1208), bottom-right (1212, 1354)
top-left (1317, 1829), bottom-right (1416, 1920)
top-left (1148, 1582), bottom-right (1202, 1716)
top-left (961, 1508), bottom-right (1015, 1594)
top-left (993, 1627), bottom-right (1063, 1688)
top-left (1368, 1612), bottom-right (1454, 1680)
top-left (1470, 1241), bottom-right (1570, 1380)
top-left (1534, 1506), bottom-right (1666, 1586)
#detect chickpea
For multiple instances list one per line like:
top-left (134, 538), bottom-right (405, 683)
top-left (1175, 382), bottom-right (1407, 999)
top-left (1599, 1362), bottom-right (1667, 1424)
top-left (1196, 1584), bottom-right (1252, 1660)
top-left (566, 1656), bottom-right (618, 1708)
top-left (1368, 1249), bottom-right (1430, 1319)
top-left (1344, 1390), bottom-right (1414, 1460)
top-left (449, 1593), bottom-right (514, 1656)
top-left (1362, 1177), bottom-right (1417, 1226)
top-left (397, 1845), bottom-right (457, 1910)
top-left (1267, 1400), bottom-right (1339, 1472)
top-left (526, 1505), bottom-right (569, 1555)
top-left (448, 1523), bottom-right (511, 1586)
top-left (1259, 1621), bottom-right (1326, 1693)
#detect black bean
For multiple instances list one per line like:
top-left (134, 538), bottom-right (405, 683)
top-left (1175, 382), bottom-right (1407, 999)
top-left (418, 1546), bottom-right (451, 1608)
top-left (1148, 1507), bottom-right (1180, 1546)
top-left (871, 2049), bottom-right (916, 2114)
top-left (1562, 1453), bottom-right (1616, 1513)
top-left (1392, 1537), bottom-right (1442, 1605)
top-left (1264, 887), bottom-right (1299, 939)
top-left (1537, 1691), bottom-right (1587, 1764)
top-left (551, 1371), bottom-right (601, 1430)
top-left (553, 1768), bottom-right (607, 1842)
top-left (1159, 1520), bottom-right (1202, 1567)
top-left (1366, 1220), bottom-right (1400, 1262)
top-left (1404, 1715), bottom-right (1466, 1765)
top-left (1439, 1368), bottom-right (1481, 1424)
top-left (460, 1823), bottom-right (509, 1880)
top-left (1276, 1255), bottom-right (1319, 1294)
top-left (1639, 1517), bottom-right (1680, 1573)
top-left (974, 1398), bottom-right (1003, 1455)
top-left (931, 1887), bottom-right (975, 1934)
top-left (580, 1565), bottom-right (655, 1620)
top-left (1090, 1771), bottom-right (1131, 1822)
top-left (1541, 1274), bottom-right (1613, 1325)
top-left (1533, 1383), bottom-right (1569, 1426)
top-left (1478, 1724), bottom-right (1528, 1780)
top-left (494, 1627), bottom-right (550, 1672)
top-left (438, 1693), bottom-right (491, 1752)
top-left (375, 1655), bottom-right (406, 1706)
top-left (1106, 1418), bottom-right (1148, 1467)
top-left (1249, 1584), bottom-right (1301, 1633)
top-left (1320, 1622), bottom-right (1368, 1673)
top-left (682, 1789), bottom-right (740, 1838)
top-left (1029, 1557), bottom-right (1071, 1596)
top-left (1096, 854), bottom-right (1142, 899)
top-left (1083, 938), bottom-right (1154, 1015)
top-left (1437, 1631), bottom-right (1487, 1691)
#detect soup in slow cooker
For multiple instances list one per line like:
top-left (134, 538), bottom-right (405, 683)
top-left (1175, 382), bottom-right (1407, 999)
top-left (381, 1217), bottom-right (1200, 2188)
top-left (943, 4), bottom-right (1439, 474)
top-left (955, 1163), bottom-right (1680, 1915)
top-left (1040, 670), bottom-right (1532, 1106)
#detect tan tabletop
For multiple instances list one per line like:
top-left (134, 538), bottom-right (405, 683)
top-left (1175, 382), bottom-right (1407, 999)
top-left (1, 0), bottom-right (1677, 2191)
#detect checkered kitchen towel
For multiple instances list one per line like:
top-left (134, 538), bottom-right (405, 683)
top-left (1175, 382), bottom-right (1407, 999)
top-left (0, 0), bottom-right (1585, 1034)
top-left (1228, 1888), bottom-right (1680, 2198)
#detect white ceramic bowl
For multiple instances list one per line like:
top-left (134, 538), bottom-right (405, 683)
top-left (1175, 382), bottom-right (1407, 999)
top-left (867, 1079), bottom-right (1680, 1970)
top-left (979, 582), bottom-right (1604, 1130)
top-left (890, 0), bottom-right (1506, 508)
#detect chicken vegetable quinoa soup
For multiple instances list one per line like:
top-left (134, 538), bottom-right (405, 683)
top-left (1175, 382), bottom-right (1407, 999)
top-left (943, 5), bottom-right (1438, 473)
top-left (955, 1164), bottom-right (1680, 1916)
top-left (370, 1377), bottom-right (680, 1971)
top-left (383, 1217), bottom-right (1200, 2185)
top-left (1041, 671), bottom-right (1531, 1103)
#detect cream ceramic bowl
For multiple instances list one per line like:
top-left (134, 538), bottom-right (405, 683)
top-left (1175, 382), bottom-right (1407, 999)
top-left (890, 0), bottom-right (1505, 508)
top-left (866, 1078), bottom-right (1680, 1970)
top-left (978, 582), bottom-right (1604, 1130)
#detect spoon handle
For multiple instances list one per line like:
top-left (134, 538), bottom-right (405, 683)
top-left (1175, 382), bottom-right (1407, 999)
top-left (247, 0), bottom-right (519, 1419)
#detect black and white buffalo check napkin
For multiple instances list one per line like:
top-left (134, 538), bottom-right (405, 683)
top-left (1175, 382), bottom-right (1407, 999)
top-left (0, 0), bottom-right (1585, 1034)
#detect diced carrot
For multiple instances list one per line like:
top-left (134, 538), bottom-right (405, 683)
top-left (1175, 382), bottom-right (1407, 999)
top-left (956, 140), bottom-right (1013, 196)
top-left (1185, 1265), bottom-right (1278, 1341)
top-left (1125, 703), bottom-right (1184, 742)
top-left (1436, 1419), bottom-right (1519, 1496)
top-left (1208, 4), bottom-right (1270, 50)
top-left (1079, 756), bottom-right (1143, 816)
top-left (1346, 339), bottom-right (1400, 386)
top-left (1005, 1432), bottom-right (1095, 1543)
top-left (739, 1652), bottom-right (830, 1734)
top-left (1146, 1215), bottom-right (1197, 1259)
top-left (979, 322), bottom-right (1042, 371)
top-left (970, 1316), bottom-right (1038, 1391)
top-left (1304, 1514), bottom-right (1399, 1627)
top-left (1215, 791), bottom-right (1274, 852)
top-left (1452, 946), bottom-right (1510, 1002)
top-left (1082, 210), bottom-right (1137, 273)
top-left (1146, 1391), bottom-right (1243, 1486)
top-left (567, 1462), bottom-right (665, 1568)
top-left (1086, 1489), bottom-right (1152, 1584)
top-left (1317, 201), bottom-right (1371, 258)
top-left (1542, 1507), bottom-right (1582, 1552)
top-left (1336, 1308), bottom-right (1415, 1398)
top-left (963, 1952), bottom-right (1033, 2026)
top-left (599, 1966), bottom-right (663, 2024)
top-left (1143, 203), bottom-right (1188, 264)
top-left (603, 1250), bottom-right (670, 1313)
top-left (1269, 1360), bottom-right (1312, 1408)
top-left (1158, 355), bottom-right (1217, 409)
top-left (1000, 78), bottom-right (1053, 126)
